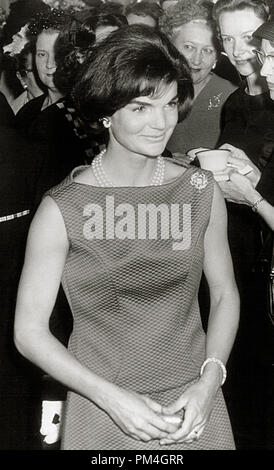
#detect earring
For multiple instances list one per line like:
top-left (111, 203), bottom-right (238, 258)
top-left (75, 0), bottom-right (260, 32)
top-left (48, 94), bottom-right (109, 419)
top-left (212, 62), bottom-right (217, 70)
top-left (101, 117), bottom-right (111, 128)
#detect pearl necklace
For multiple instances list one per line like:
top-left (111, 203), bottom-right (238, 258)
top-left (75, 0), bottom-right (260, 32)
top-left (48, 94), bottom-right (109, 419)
top-left (92, 149), bottom-right (165, 187)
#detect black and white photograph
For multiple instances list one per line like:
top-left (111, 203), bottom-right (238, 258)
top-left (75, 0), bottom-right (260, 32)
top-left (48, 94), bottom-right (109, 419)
top-left (0, 0), bottom-right (273, 463)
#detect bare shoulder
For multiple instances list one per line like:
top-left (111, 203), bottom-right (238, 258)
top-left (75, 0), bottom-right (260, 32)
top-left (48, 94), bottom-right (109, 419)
top-left (73, 166), bottom-right (98, 186)
top-left (33, 195), bottom-right (63, 223)
top-left (29, 196), bottom-right (68, 247)
top-left (164, 159), bottom-right (188, 183)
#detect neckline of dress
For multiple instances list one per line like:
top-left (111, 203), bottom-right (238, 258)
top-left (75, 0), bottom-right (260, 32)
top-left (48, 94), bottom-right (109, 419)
top-left (70, 164), bottom-right (192, 190)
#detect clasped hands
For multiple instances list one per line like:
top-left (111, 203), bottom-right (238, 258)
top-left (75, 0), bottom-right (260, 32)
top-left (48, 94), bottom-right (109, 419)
top-left (105, 379), bottom-right (216, 445)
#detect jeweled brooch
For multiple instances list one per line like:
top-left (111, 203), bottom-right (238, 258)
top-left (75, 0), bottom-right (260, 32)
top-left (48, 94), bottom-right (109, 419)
top-left (208, 92), bottom-right (223, 110)
top-left (190, 171), bottom-right (208, 191)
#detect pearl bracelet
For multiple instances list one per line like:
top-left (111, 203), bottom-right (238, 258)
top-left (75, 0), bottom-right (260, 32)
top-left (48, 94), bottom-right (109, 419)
top-left (251, 196), bottom-right (265, 213)
top-left (200, 357), bottom-right (227, 386)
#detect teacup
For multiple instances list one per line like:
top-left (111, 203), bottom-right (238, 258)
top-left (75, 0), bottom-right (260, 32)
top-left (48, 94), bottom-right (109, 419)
top-left (196, 149), bottom-right (230, 172)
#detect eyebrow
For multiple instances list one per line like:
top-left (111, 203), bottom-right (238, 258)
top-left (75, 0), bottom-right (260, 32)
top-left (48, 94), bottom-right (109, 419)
top-left (130, 95), bottom-right (179, 105)
top-left (183, 41), bottom-right (214, 46)
top-left (221, 30), bottom-right (254, 37)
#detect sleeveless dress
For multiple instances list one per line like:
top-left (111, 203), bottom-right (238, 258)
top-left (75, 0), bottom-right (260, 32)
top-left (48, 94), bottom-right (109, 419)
top-left (48, 164), bottom-right (235, 450)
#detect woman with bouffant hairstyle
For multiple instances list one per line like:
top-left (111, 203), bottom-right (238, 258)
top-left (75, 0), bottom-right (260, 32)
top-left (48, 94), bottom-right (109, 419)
top-left (73, 24), bottom-right (193, 126)
top-left (15, 25), bottom-right (239, 450)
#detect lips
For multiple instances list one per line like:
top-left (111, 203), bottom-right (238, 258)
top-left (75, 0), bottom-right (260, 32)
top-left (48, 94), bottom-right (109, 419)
top-left (234, 58), bottom-right (254, 66)
top-left (145, 135), bottom-right (165, 141)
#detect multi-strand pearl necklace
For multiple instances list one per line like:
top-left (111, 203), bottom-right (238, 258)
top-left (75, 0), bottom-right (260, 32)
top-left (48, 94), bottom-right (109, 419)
top-left (91, 149), bottom-right (165, 187)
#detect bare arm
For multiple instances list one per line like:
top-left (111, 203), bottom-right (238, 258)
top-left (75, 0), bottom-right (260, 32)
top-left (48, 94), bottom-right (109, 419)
top-left (14, 196), bottom-right (179, 442)
top-left (160, 183), bottom-right (240, 445)
top-left (14, 196), bottom-right (107, 403)
top-left (202, 182), bottom-right (240, 375)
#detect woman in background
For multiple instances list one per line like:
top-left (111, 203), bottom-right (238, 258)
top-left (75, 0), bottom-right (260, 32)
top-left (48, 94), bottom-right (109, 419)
top-left (15, 8), bottom-right (97, 187)
top-left (4, 40), bottom-right (44, 114)
top-left (12, 9), bottom-right (96, 448)
top-left (218, 18), bottom-right (274, 449)
top-left (159, 0), bottom-right (237, 155)
top-left (213, 0), bottom-right (273, 449)
top-left (214, 0), bottom-right (271, 161)
top-left (0, 46), bottom-right (50, 449)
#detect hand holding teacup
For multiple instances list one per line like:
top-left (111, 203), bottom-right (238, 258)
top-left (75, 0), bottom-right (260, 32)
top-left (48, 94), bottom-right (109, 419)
top-left (188, 144), bottom-right (261, 204)
top-left (218, 143), bottom-right (261, 187)
top-left (217, 144), bottom-right (261, 204)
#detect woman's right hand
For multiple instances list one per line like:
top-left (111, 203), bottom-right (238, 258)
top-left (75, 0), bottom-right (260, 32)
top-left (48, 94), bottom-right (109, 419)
top-left (101, 383), bottom-right (181, 442)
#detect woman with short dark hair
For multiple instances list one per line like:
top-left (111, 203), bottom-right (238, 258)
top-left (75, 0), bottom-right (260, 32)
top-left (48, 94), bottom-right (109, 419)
top-left (14, 24), bottom-right (239, 450)
top-left (73, 24), bottom-right (193, 124)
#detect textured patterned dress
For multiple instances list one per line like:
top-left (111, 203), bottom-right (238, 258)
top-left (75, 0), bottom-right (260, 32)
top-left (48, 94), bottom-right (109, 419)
top-left (48, 163), bottom-right (235, 450)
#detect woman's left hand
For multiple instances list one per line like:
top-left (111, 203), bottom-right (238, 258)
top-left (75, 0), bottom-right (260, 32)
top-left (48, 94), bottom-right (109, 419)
top-left (159, 379), bottom-right (217, 445)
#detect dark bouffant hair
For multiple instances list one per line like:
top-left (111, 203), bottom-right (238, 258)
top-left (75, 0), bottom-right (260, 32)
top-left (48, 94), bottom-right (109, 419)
top-left (73, 24), bottom-right (194, 128)
top-left (53, 21), bottom-right (95, 95)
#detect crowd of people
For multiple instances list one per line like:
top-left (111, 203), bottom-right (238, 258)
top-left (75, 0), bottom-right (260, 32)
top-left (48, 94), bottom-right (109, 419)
top-left (0, 0), bottom-right (274, 451)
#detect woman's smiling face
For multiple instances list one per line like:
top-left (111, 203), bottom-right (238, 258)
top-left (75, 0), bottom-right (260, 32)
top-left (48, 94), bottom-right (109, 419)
top-left (218, 9), bottom-right (264, 77)
top-left (108, 81), bottom-right (179, 157)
